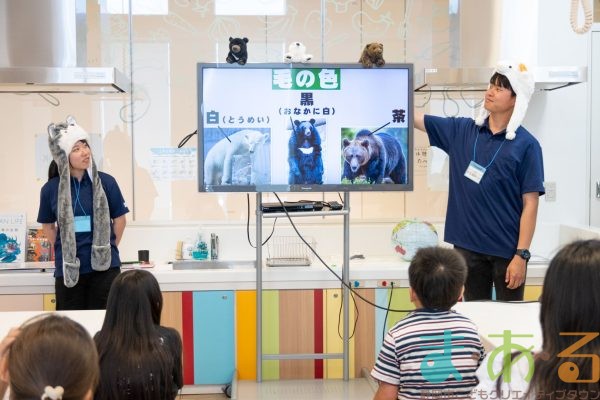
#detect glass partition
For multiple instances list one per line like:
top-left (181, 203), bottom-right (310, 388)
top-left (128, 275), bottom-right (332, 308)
top-left (0, 0), bottom-right (483, 224)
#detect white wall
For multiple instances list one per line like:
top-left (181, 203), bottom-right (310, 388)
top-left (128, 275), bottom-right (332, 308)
top-left (499, 0), bottom-right (539, 65)
top-left (117, 219), bottom-right (563, 265)
top-left (456, 0), bottom-right (591, 228)
top-left (118, 221), bottom-right (444, 264)
top-left (459, 0), bottom-right (591, 226)
top-left (531, 1), bottom-right (591, 226)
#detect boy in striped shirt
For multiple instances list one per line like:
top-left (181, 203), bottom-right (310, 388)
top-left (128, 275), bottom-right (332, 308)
top-left (371, 247), bottom-right (485, 400)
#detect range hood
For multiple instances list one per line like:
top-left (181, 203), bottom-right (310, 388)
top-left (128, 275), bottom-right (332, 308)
top-left (0, 67), bottom-right (129, 94)
top-left (415, 66), bottom-right (587, 93)
top-left (0, 0), bottom-right (129, 94)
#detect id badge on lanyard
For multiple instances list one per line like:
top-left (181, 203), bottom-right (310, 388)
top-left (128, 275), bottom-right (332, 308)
top-left (466, 132), bottom-right (505, 185)
top-left (74, 215), bottom-right (91, 233)
top-left (464, 161), bottom-right (486, 184)
top-left (72, 178), bottom-right (91, 232)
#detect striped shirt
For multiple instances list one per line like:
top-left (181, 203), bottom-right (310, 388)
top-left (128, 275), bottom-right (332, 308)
top-left (371, 309), bottom-right (485, 400)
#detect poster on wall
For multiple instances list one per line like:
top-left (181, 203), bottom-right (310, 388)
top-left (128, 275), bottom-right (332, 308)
top-left (0, 213), bottom-right (26, 263)
top-left (26, 227), bottom-right (54, 263)
top-left (197, 63), bottom-right (414, 193)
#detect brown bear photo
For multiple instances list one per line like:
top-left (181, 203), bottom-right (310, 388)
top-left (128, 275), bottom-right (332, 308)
top-left (341, 128), bottom-right (406, 184)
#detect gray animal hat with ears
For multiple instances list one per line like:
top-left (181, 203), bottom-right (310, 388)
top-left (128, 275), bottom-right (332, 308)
top-left (475, 61), bottom-right (535, 140)
top-left (47, 116), bottom-right (111, 288)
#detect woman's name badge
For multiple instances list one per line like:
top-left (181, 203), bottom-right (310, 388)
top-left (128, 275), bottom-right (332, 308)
top-left (74, 215), bottom-right (91, 233)
top-left (464, 161), bottom-right (486, 184)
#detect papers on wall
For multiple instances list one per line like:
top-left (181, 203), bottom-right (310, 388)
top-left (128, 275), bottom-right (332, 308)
top-left (150, 147), bottom-right (196, 181)
top-left (427, 146), bottom-right (450, 191)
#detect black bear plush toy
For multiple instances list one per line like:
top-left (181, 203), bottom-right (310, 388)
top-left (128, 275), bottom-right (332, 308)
top-left (226, 37), bottom-right (249, 65)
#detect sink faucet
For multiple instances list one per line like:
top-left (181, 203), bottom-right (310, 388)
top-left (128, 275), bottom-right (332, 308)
top-left (210, 233), bottom-right (219, 260)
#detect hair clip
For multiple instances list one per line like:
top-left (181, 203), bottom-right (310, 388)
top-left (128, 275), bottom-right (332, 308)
top-left (41, 385), bottom-right (64, 400)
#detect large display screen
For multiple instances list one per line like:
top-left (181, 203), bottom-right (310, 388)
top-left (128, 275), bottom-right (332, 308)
top-left (197, 63), bottom-right (413, 192)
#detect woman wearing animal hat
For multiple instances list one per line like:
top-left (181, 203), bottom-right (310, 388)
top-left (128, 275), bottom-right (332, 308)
top-left (414, 62), bottom-right (545, 301)
top-left (37, 116), bottom-right (129, 310)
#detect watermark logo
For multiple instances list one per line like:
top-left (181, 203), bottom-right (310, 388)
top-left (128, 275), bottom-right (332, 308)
top-left (412, 330), bottom-right (600, 400)
top-left (484, 331), bottom-right (600, 385)
top-left (415, 329), bottom-right (600, 390)
top-left (487, 330), bottom-right (535, 383)
top-left (419, 330), bottom-right (465, 383)
top-left (557, 332), bottom-right (600, 383)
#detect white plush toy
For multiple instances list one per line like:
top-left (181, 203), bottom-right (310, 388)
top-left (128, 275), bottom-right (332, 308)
top-left (475, 61), bottom-right (535, 140)
top-left (284, 42), bottom-right (313, 63)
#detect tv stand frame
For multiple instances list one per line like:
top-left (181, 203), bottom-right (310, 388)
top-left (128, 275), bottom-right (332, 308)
top-left (255, 192), bottom-right (351, 382)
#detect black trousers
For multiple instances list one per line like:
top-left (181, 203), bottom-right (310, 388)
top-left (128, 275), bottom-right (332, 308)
top-left (55, 267), bottom-right (120, 310)
top-left (454, 247), bottom-right (525, 301)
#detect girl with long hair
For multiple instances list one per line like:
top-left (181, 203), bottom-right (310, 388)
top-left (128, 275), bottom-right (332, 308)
top-left (94, 269), bottom-right (183, 400)
top-left (474, 239), bottom-right (600, 398)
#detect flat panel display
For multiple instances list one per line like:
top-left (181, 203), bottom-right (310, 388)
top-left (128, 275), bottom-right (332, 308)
top-left (197, 63), bottom-right (413, 192)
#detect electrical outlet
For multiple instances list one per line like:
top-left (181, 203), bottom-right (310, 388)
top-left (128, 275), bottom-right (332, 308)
top-left (388, 280), bottom-right (402, 288)
top-left (377, 280), bottom-right (402, 288)
top-left (544, 181), bottom-right (556, 202)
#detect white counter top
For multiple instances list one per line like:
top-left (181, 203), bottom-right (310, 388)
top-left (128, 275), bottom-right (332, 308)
top-left (0, 309), bottom-right (105, 338)
top-left (454, 301), bottom-right (542, 351)
top-left (0, 258), bottom-right (549, 295)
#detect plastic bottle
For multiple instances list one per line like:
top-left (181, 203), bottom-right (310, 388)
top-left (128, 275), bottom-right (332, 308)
top-left (182, 238), bottom-right (194, 260)
top-left (193, 231), bottom-right (209, 260)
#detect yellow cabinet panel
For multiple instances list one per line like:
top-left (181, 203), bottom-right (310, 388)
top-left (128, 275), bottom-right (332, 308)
top-left (323, 289), bottom-right (355, 378)
top-left (43, 294), bottom-right (56, 311)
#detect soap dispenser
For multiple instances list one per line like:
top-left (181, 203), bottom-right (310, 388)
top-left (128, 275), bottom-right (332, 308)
top-left (193, 231), bottom-right (209, 260)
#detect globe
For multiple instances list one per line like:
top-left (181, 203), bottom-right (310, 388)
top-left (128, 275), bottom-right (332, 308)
top-left (391, 220), bottom-right (438, 261)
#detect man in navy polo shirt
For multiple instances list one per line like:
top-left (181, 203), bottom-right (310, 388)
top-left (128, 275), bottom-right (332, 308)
top-left (414, 62), bottom-right (545, 301)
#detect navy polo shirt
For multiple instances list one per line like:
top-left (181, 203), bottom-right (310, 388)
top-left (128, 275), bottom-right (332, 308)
top-left (37, 171), bottom-right (129, 277)
top-left (424, 115), bottom-right (545, 259)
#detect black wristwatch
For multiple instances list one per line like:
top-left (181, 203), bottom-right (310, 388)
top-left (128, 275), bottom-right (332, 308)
top-left (515, 248), bottom-right (531, 262)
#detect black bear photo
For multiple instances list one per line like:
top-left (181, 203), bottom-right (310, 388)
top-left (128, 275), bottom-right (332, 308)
top-left (288, 118), bottom-right (324, 184)
top-left (341, 129), bottom-right (406, 184)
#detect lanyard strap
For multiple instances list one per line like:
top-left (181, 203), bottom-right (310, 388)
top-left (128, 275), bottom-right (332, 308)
top-left (472, 133), bottom-right (506, 169)
top-left (73, 178), bottom-right (87, 215)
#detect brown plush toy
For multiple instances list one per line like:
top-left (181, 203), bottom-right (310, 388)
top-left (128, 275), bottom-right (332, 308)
top-left (359, 42), bottom-right (385, 68)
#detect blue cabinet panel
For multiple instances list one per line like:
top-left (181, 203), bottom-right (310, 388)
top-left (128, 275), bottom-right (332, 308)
top-left (193, 291), bottom-right (235, 384)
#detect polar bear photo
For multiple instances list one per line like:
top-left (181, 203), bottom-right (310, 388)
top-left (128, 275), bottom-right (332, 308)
top-left (204, 129), bottom-right (270, 185)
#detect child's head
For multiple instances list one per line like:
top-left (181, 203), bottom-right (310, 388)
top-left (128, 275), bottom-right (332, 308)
top-left (95, 270), bottom-right (174, 400)
top-left (408, 247), bottom-right (467, 310)
top-left (540, 239), bottom-right (600, 341)
top-left (5, 314), bottom-right (99, 400)
top-left (105, 269), bottom-right (163, 326)
top-left (527, 239), bottom-right (600, 397)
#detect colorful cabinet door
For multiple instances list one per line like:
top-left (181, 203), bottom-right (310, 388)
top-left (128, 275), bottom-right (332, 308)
top-left (192, 291), bottom-right (235, 384)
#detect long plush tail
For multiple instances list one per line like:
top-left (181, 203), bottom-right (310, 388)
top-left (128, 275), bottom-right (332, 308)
top-left (91, 156), bottom-right (111, 271)
top-left (48, 123), bottom-right (80, 288)
top-left (505, 95), bottom-right (529, 140)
